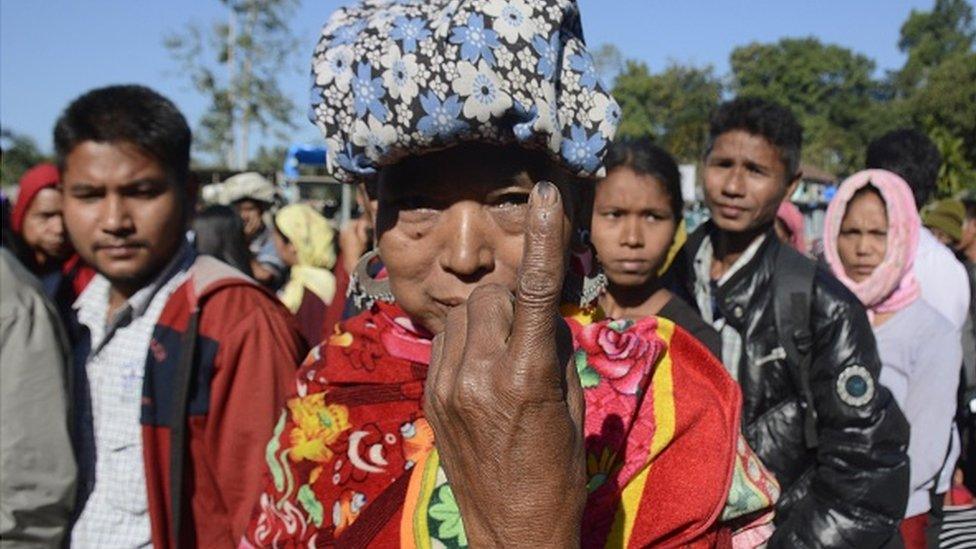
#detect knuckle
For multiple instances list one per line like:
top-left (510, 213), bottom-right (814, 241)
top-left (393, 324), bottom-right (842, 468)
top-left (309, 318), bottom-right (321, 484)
top-left (516, 273), bottom-right (560, 305)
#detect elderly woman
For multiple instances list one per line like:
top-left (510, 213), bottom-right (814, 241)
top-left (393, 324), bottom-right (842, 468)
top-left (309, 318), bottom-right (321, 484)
top-left (243, 2), bottom-right (776, 547)
top-left (823, 170), bottom-right (962, 548)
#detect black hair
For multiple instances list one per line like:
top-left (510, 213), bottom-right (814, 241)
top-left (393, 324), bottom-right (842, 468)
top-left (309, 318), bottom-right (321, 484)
top-left (54, 84), bottom-right (191, 186)
top-left (705, 97), bottom-right (803, 181)
top-left (192, 205), bottom-right (253, 277)
top-left (865, 128), bottom-right (942, 209)
top-left (961, 197), bottom-right (976, 221)
top-left (604, 137), bottom-right (683, 220)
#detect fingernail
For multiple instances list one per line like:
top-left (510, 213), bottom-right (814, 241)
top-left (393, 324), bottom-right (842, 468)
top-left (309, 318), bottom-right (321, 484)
top-left (535, 181), bottom-right (557, 205)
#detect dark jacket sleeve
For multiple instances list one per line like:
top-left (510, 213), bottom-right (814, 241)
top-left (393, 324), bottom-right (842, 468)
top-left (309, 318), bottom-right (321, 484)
top-left (199, 287), bottom-right (308, 542)
top-left (770, 271), bottom-right (910, 548)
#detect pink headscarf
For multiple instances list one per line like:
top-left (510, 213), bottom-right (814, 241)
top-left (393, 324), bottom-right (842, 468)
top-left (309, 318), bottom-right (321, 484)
top-left (776, 201), bottom-right (807, 253)
top-left (823, 169), bottom-right (920, 317)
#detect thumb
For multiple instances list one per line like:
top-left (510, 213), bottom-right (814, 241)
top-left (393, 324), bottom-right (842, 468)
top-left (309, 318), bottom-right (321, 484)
top-left (510, 181), bottom-right (567, 372)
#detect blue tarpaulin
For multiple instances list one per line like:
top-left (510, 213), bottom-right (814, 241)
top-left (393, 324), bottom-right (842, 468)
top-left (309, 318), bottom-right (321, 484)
top-left (283, 144), bottom-right (327, 178)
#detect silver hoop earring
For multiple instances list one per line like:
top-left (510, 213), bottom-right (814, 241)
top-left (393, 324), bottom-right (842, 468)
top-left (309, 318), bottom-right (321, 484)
top-left (349, 249), bottom-right (394, 311)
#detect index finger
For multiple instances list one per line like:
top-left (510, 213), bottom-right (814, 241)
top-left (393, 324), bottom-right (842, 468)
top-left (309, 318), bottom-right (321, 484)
top-left (510, 181), bottom-right (567, 365)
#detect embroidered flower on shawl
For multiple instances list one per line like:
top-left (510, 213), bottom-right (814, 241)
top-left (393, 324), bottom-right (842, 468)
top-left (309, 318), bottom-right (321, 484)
top-left (484, 0), bottom-right (537, 44)
top-left (351, 62), bottom-right (389, 121)
top-left (531, 31), bottom-right (560, 80)
top-left (428, 484), bottom-right (469, 547)
top-left (574, 319), bottom-right (665, 395)
top-left (381, 46), bottom-right (420, 103)
top-left (390, 16), bottom-right (431, 53)
top-left (417, 92), bottom-right (469, 139)
top-left (452, 60), bottom-right (512, 122)
top-left (449, 13), bottom-right (501, 66)
top-left (561, 125), bottom-right (606, 174)
top-left (287, 393), bottom-right (351, 463)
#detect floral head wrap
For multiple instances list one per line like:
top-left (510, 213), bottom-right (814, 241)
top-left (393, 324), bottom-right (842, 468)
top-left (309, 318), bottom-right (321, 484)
top-left (310, 0), bottom-right (621, 182)
top-left (823, 169), bottom-right (921, 317)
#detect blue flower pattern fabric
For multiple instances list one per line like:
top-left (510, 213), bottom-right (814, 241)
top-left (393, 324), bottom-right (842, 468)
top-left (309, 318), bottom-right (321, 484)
top-left (310, 0), bottom-right (620, 182)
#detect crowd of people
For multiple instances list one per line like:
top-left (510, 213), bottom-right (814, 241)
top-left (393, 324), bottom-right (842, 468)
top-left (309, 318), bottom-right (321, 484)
top-left (1, 1), bottom-right (974, 548)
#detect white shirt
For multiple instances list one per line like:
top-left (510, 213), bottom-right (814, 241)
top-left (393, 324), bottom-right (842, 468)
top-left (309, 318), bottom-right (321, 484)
top-left (914, 227), bottom-right (970, 329)
top-left (70, 245), bottom-right (193, 548)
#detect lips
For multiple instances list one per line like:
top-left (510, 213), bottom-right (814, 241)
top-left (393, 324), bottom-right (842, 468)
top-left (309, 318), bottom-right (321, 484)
top-left (611, 259), bottom-right (651, 273)
top-left (94, 242), bottom-right (144, 259)
top-left (715, 203), bottom-right (746, 218)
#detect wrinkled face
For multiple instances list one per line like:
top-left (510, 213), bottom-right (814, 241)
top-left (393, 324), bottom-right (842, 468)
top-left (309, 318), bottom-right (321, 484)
top-left (21, 187), bottom-right (70, 266)
top-left (837, 188), bottom-right (888, 283)
top-left (703, 130), bottom-right (797, 235)
top-left (235, 199), bottom-right (266, 240)
top-left (591, 167), bottom-right (676, 287)
top-left (62, 141), bottom-right (187, 291)
top-left (376, 144), bottom-right (575, 334)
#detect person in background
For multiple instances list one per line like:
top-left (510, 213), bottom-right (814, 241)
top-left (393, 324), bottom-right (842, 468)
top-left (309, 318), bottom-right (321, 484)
top-left (57, 84), bottom-right (307, 547)
top-left (672, 96), bottom-right (909, 547)
top-left (192, 204), bottom-right (254, 277)
top-left (271, 203), bottom-right (337, 347)
top-left (823, 169), bottom-right (961, 548)
top-left (922, 198), bottom-right (965, 248)
top-left (866, 129), bottom-right (970, 331)
top-left (774, 200), bottom-right (807, 254)
top-left (590, 137), bottom-right (722, 358)
top-left (10, 164), bottom-right (71, 284)
top-left (221, 172), bottom-right (286, 289)
top-left (0, 247), bottom-right (76, 547)
top-left (953, 191), bottom-right (976, 499)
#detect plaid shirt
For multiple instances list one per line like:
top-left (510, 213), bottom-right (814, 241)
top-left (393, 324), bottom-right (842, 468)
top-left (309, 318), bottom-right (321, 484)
top-left (70, 244), bottom-right (194, 548)
top-left (692, 233), bottom-right (767, 379)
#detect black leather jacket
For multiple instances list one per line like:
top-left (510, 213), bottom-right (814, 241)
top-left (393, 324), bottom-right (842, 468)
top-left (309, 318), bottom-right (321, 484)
top-left (677, 224), bottom-right (910, 548)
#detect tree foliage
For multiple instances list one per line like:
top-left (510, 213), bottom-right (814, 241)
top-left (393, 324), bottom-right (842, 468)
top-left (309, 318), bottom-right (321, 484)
top-left (0, 128), bottom-right (50, 188)
top-left (730, 37), bottom-right (890, 175)
top-left (606, 1), bottom-right (975, 195)
top-left (165, 0), bottom-right (299, 170)
top-left (612, 61), bottom-right (722, 162)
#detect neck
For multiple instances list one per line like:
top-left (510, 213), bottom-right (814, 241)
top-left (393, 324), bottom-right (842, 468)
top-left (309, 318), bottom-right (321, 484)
top-left (709, 224), bottom-right (767, 280)
top-left (599, 279), bottom-right (671, 321)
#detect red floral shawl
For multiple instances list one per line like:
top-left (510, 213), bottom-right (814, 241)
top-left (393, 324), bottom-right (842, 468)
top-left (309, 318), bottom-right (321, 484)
top-left (242, 302), bottom-right (775, 548)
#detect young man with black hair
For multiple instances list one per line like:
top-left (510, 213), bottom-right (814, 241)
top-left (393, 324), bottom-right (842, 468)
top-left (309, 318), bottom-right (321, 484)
top-left (57, 85), bottom-right (307, 547)
top-left (866, 128), bottom-right (971, 331)
top-left (673, 97), bottom-right (910, 547)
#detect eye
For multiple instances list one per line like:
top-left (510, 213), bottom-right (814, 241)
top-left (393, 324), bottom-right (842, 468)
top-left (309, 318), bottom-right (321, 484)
top-left (492, 192), bottom-right (529, 209)
top-left (601, 209), bottom-right (621, 219)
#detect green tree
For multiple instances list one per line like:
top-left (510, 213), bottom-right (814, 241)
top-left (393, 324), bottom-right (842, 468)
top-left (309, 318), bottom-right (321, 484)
top-left (166, 0), bottom-right (299, 170)
top-left (0, 128), bottom-right (50, 188)
top-left (612, 61), bottom-right (723, 162)
top-left (730, 37), bottom-right (889, 174)
top-left (895, 0), bottom-right (975, 94)
top-left (911, 51), bottom-right (976, 169)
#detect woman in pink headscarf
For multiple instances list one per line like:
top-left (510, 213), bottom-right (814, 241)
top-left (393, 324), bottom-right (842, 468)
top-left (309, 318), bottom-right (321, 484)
top-left (823, 169), bottom-right (962, 548)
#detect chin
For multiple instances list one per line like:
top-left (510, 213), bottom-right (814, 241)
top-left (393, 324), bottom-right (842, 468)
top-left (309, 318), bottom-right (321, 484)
top-left (606, 272), bottom-right (652, 288)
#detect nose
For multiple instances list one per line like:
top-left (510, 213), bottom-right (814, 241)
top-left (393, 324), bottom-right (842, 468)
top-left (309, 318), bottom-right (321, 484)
top-left (51, 215), bottom-right (65, 238)
top-left (439, 202), bottom-right (494, 279)
top-left (101, 194), bottom-right (135, 236)
top-left (622, 216), bottom-right (644, 248)
top-left (721, 166), bottom-right (745, 198)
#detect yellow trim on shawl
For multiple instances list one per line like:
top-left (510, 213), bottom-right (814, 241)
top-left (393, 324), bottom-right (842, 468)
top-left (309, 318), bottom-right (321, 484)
top-left (607, 319), bottom-right (677, 548)
top-left (400, 448), bottom-right (439, 549)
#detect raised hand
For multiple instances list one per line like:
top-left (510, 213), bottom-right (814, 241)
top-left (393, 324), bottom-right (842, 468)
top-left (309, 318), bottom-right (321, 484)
top-left (423, 181), bottom-right (586, 548)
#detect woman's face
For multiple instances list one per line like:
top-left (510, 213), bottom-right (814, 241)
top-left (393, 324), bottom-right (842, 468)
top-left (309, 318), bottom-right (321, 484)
top-left (837, 188), bottom-right (888, 283)
top-left (590, 167), bottom-right (676, 287)
top-left (271, 222), bottom-right (298, 267)
top-left (376, 144), bottom-right (575, 334)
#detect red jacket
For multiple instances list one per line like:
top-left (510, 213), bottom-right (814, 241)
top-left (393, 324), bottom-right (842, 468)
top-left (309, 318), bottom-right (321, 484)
top-left (138, 256), bottom-right (307, 547)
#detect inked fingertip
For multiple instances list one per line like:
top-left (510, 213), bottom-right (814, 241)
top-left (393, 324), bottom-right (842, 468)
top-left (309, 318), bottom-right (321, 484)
top-left (533, 180), bottom-right (558, 206)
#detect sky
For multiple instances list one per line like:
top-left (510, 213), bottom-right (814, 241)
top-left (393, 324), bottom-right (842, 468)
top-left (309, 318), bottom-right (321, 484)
top-left (1, 0), bottom-right (934, 161)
